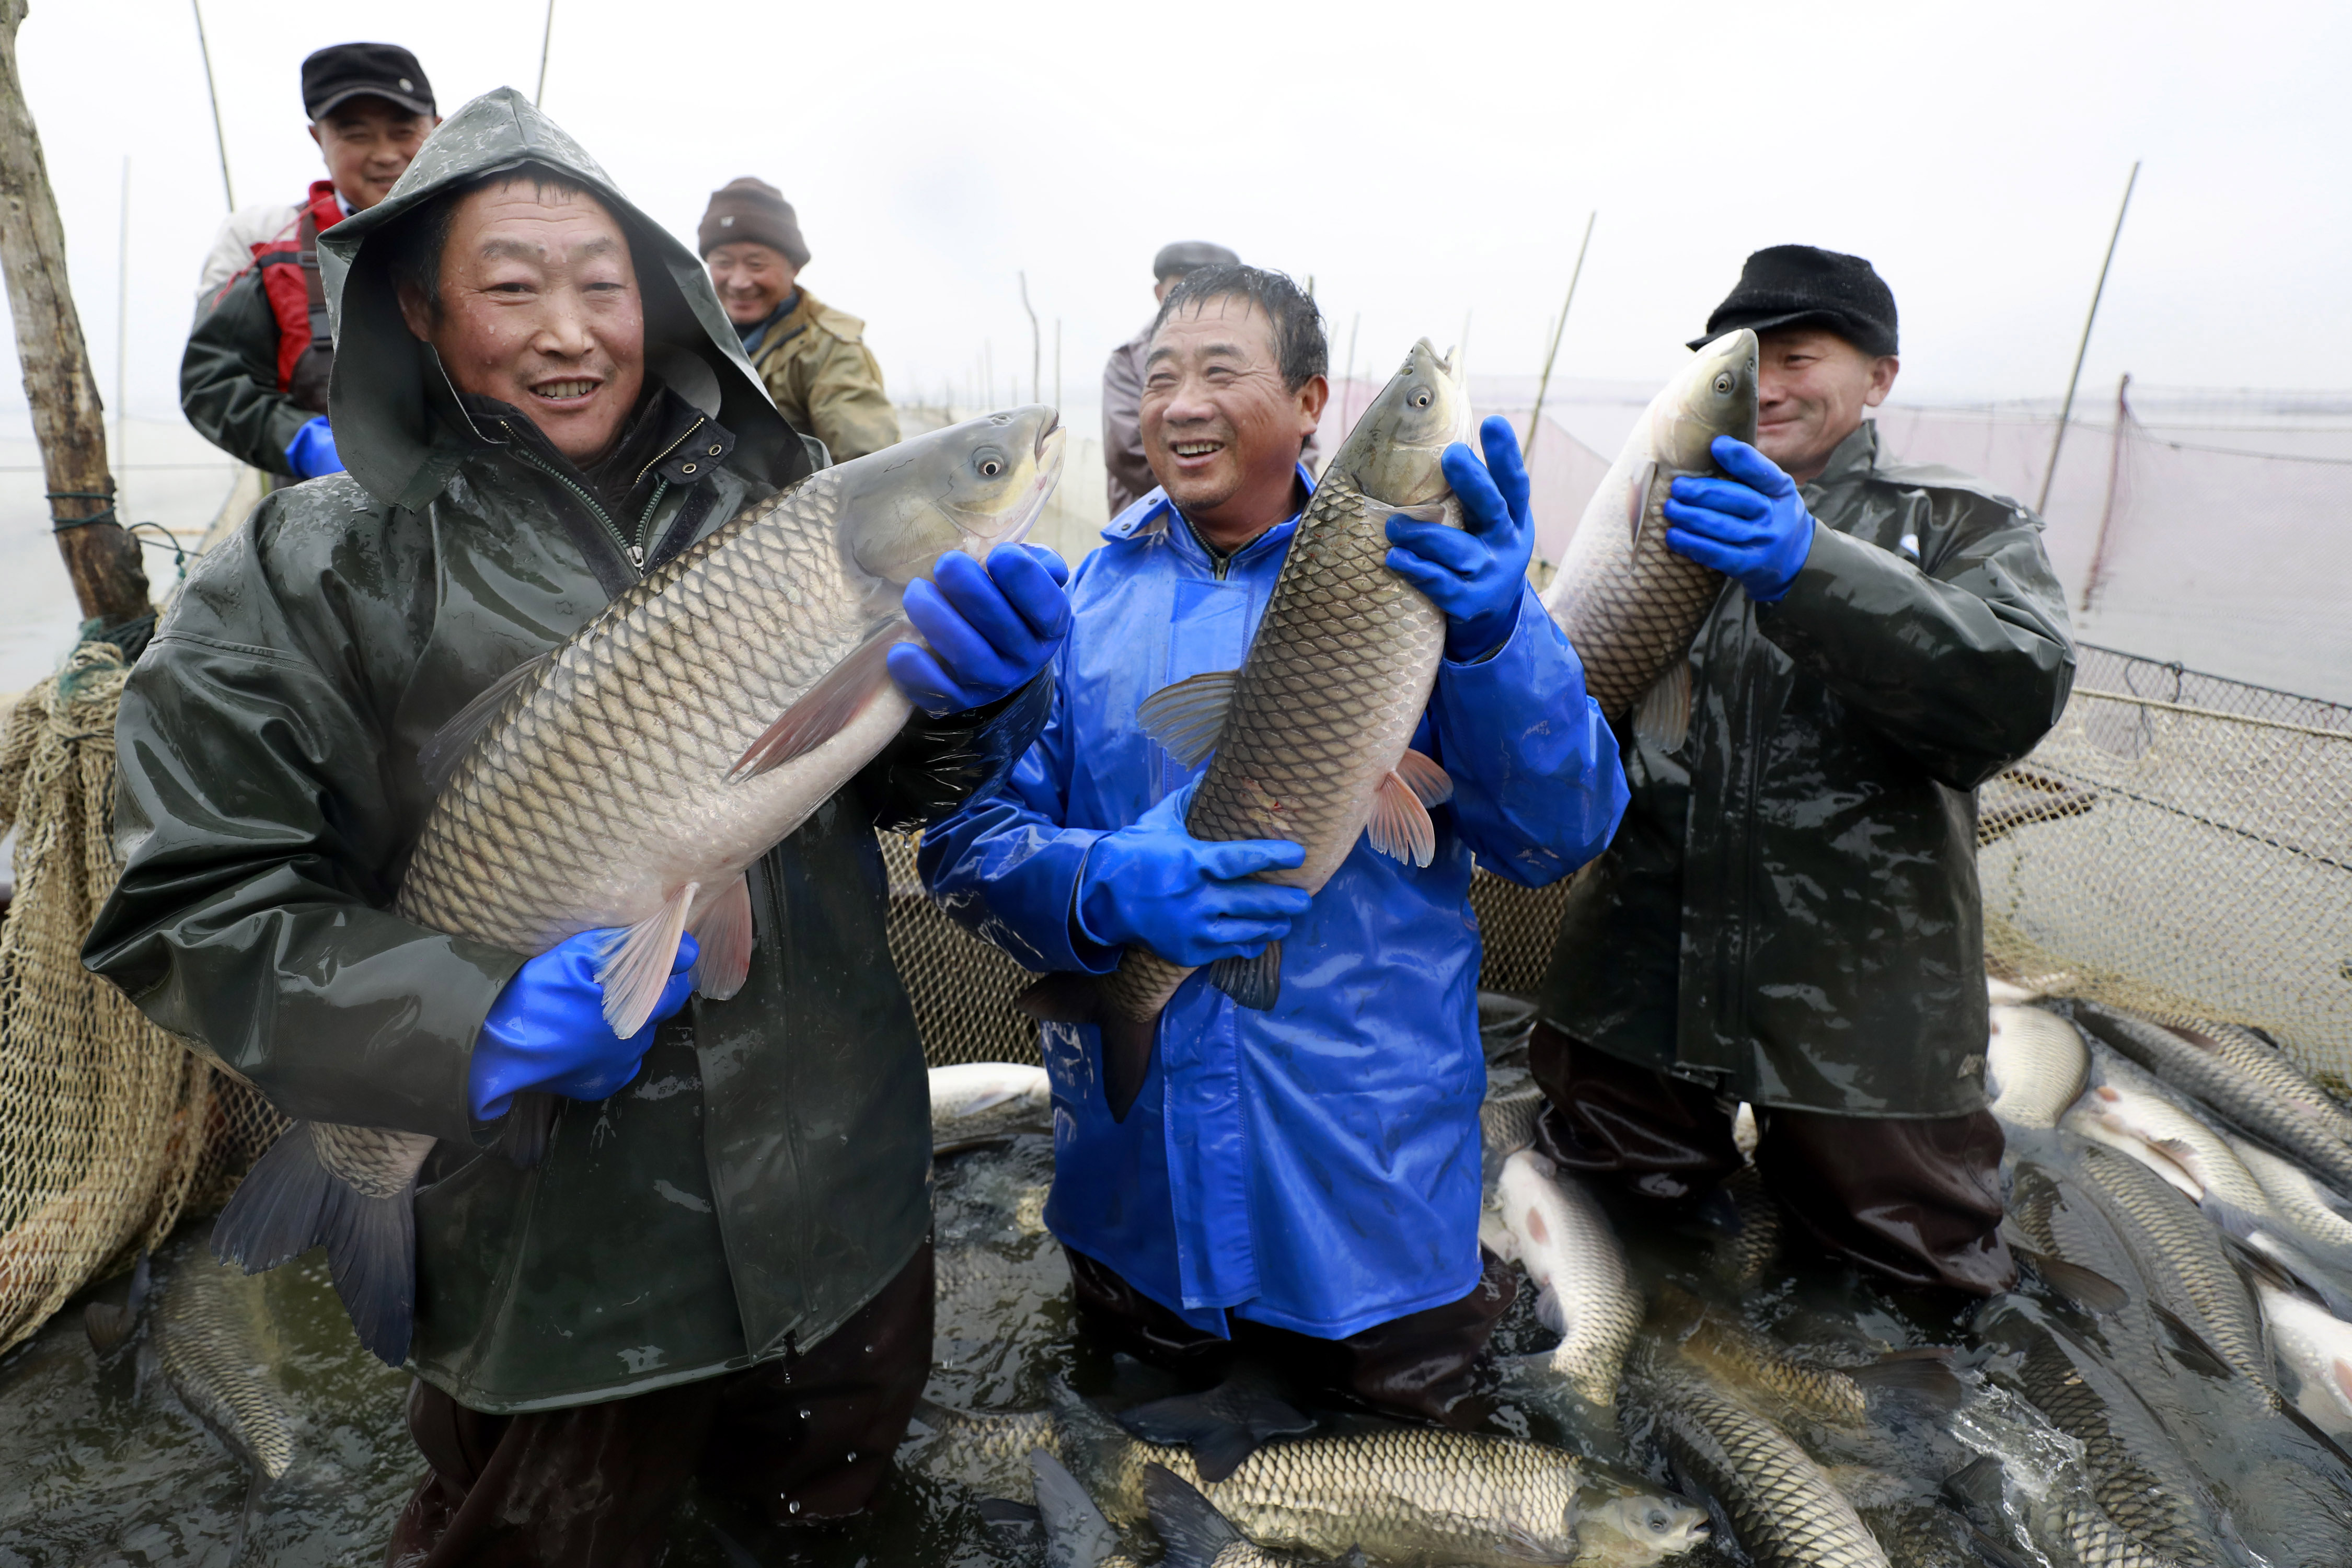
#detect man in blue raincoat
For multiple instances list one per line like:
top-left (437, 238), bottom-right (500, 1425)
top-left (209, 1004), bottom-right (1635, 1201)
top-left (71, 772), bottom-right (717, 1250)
top-left (921, 267), bottom-right (1628, 1423)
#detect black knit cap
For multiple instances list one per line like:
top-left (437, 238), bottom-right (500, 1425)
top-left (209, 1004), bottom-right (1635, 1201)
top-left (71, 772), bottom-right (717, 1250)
top-left (1691, 245), bottom-right (1898, 357)
top-left (1153, 241), bottom-right (1239, 281)
top-left (302, 43), bottom-right (435, 121)
top-left (698, 178), bottom-right (811, 268)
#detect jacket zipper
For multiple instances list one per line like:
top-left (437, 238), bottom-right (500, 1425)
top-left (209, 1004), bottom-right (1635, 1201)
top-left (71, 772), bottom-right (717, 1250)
top-left (502, 425), bottom-right (669, 575)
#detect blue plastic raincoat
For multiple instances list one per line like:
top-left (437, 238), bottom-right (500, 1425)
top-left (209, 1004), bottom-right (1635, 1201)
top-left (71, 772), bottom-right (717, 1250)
top-left (920, 475), bottom-right (1628, 1338)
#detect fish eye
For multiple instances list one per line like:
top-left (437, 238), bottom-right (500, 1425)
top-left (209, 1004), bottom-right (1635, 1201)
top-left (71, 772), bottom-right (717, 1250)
top-left (974, 448), bottom-right (1008, 479)
top-left (1648, 1509), bottom-right (1671, 1533)
top-left (1713, 373), bottom-right (1735, 395)
top-left (1412, 389), bottom-right (1432, 408)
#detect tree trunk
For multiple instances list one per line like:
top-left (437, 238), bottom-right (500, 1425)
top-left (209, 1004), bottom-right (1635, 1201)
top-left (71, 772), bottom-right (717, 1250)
top-left (0, 0), bottom-right (149, 628)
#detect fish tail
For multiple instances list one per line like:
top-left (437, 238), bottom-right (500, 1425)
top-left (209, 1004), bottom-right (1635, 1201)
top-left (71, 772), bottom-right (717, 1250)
top-left (214, 1123), bottom-right (417, 1367)
top-left (1017, 973), bottom-right (1163, 1124)
top-left (1142, 1464), bottom-right (1243, 1567)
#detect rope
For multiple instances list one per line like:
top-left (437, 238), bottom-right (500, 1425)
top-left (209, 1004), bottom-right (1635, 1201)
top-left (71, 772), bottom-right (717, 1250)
top-left (45, 488), bottom-right (119, 532)
top-left (2073, 688), bottom-right (2352, 742)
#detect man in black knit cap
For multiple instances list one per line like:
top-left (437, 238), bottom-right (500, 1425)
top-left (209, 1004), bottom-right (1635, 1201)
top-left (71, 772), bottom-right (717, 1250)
top-left (1527, 245), bottom-right (2077, 1295)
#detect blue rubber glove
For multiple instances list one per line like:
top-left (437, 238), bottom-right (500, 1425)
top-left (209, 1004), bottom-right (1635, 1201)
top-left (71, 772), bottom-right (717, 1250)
top-left (467, 928), bottom-right (699, 1122)
top-left (1385, 416), bottom-right (1535, 662)
top-left (1663, 436), bottom-right (1817, 603)
top-left (1075, 785), bottom-right (1312, 968)
top-left (889, 544), bottom-right (1073, 714)
top-left (283, 416), bottom-right (343, 480)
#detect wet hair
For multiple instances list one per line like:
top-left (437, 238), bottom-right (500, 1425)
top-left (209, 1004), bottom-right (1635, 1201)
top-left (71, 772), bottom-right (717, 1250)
top-left (1150, 264), bottom-right (1328, 393)
top-left (384, 165), bottom-right (610, 317)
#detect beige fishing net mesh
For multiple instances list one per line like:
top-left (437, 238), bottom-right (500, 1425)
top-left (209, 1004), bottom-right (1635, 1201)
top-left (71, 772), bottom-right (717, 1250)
top-left (1978, 643), bottom-right (2352, 1085)
top-left (0, 642), bottom-right (284, 1357)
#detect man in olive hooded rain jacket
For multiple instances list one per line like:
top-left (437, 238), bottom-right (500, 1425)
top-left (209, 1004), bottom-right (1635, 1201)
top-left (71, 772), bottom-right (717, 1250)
top-left (1530, 247), bottom-right (2075, 1295)
top-left (86, 90), bottom-right (1064, 1563)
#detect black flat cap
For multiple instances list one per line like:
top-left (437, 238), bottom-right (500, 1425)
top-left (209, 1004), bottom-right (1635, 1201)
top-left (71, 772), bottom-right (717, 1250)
top-left (1692, 245), bottom-right (1897, 357)
top-left (302, 43), bottom-right (436, 121)
top-left (1154, 241), bottom-right (1239, 281)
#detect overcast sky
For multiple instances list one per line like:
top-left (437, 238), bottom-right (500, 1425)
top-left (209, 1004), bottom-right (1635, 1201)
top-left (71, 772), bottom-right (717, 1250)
top-left (9, 0), bottom-right (2349, 431)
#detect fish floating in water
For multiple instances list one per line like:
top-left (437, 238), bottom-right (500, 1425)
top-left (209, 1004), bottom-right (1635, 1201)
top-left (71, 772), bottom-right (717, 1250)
top-left (931, 1062), bottom-right (1055, 1154)
top-left (1019, 342), bottom-right (1471, 1121)
top-left (1539, 330), bottom-right (1758, 751)
top-left (1985, 1005), bottom-right (2091, 1130)
top-left (155, 1225), bottom-right (298, 1488)
top-left (1497, 1149), bottom-right (1639, 1409)
top-left (212, 410), bottom-right (1067, 1364)
top-left (1052, 1379), bottom-right (1709, 1567)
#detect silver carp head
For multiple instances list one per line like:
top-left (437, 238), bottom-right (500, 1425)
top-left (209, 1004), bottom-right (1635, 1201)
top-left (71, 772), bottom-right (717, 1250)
top-left (1651, 328), bottom-right (1759, 471)
top-left (837, 405), bottom-right (1067, 589)
top-left (1332, 338), bottom-right (1472, 509)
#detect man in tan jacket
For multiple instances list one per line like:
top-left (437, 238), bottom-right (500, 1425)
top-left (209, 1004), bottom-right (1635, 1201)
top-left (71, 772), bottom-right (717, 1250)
top-left (700, 177), bottom-right (900, 460)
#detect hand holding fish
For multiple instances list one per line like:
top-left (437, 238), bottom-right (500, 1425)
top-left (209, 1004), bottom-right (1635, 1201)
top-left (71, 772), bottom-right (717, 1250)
top-left (889, 544), bottom-right (1073, 713)
top-left (1383, 415), bottom-right (1535, 661)
top-left (1075, 785), bottom-right (1311, 970)
top-left (467, 929), bottom-right (700, 1121)
top-left (1662, 437), bottom-right (1816, 603)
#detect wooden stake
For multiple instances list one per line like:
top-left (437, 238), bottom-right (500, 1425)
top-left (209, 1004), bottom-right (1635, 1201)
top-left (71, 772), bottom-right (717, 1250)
top-left (0, 0), bottom-right (151, 627)
top-left (1526, 210), bottom-right (1596, 455)
top-left (2038, 161), bottom-right (2139, 515)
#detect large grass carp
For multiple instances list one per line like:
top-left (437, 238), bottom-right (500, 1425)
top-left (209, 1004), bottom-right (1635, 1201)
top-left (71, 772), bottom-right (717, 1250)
top-left (1053, 1380), bottom-right (1709, 1567)
top-left (1622, 1342), bottom-right (1890, 1568)
top-left (1498, 1149), bottom-right (1640, 1408)
top-left (1538, 330), bottom-right (1758, 750)
top-left (212, 409), bottom-right (1066, 1364)
top-left (156, 1226), bottom-right (297, 1488)
top-left (1020, 342), bottom-right (1471, 1120)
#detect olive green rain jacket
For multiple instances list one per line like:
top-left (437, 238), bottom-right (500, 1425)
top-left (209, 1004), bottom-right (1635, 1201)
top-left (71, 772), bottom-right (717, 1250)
top-left (1538, 422), bottom-right (2074, 1119)
top-left (84, 88), bottom-right (1047, 1413)
top-left (746, 289), bottom-right (901, 462)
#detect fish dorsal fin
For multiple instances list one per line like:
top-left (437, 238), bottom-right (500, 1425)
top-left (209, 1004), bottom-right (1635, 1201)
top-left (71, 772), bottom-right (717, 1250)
top-left (1142, 1465), bottom-right (1244, 1566)
top-left (1031, 1449), bottom-right (1122, 1568)
top-left (597, 881), bottom-right (699, 1038)
top-left (689, 873), bottom-right (755, 1001)
top-left (1366, 763), bottom-right (1441, 867)
top-left (1137, 669), bottom-right (1239, 770)
top-left (1206, 940), bottom-right (1282, 1012)
top-left (730, 618), bottom-right (905, 782)
top-left (1633, 662), bottom-right (1692, 752)
top-left (1627, 457), bottom-right (1659, 550)
top-left (419, 651), bottom-right (554, 790)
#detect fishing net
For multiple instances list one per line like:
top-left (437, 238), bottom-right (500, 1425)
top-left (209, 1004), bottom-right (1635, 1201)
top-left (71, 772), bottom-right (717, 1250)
top-left (0, 640), bottom-right (284, 1358)
top-left (1979, 643), bottom-right (2352, 1085)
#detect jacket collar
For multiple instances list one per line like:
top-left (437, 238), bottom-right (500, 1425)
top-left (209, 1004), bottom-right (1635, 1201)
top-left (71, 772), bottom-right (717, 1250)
top-left (1102, 461), bottom-right (1318, 568)
top-left (449, 378), bottom-right (734, 515)
top-left (1804, 420), bottom-right (1882, 499)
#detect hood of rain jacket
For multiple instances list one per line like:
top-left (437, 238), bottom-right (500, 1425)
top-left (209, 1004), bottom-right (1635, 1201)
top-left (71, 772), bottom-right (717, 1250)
top-left (920, 478), bottom-right (1627, 1339)
top-left (85, 89), bottom-right (1049, 1413)
top-left (1538, 422), bottom-right (2076, 1117)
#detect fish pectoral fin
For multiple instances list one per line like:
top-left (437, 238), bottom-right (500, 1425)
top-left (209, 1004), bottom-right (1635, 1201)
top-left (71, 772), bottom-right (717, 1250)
top-left (2148, 1303), bottom-right (2238, 1379)
top-left (1136, 668), bottom-right (1239, 770)
top-left (418, 650), bottom-right (555, 790)
top-left (2017, 1247), bottom-right (2130, 1315)
top-left (597, 882), bottom-right (700, 1038)
top-left (689, 873), bottom-right (755, 1001)
top-left (1388, 498), bottom-right (1450, 524)
top-left (1205, 941), bottom-right (1282, 1012)
top-left (1627, 457), bottom-right (1659, 547)
top-left (1393, 747), bottom-right (1455, 807)
top-left (1533, 1282), bottom-right (1569, 1334)
top-left (1142, 1464), bottom-right (1247, 1562)
top-left (1633, 661), bottom-right (1693, 752)
top-left (730, 619), bottom-right (905, 782)
top-left (1848, 1352), bottom-right (1966, 1411)
top-left (1366, 768), bottom-right (1439, 867)
top-left (1016, 972), bottom-right (1102, 1025)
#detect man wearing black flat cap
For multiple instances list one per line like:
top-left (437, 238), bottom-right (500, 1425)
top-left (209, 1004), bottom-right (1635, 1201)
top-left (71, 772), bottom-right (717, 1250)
top-left (1101, 241), bottom-right (1239, 517)
top-left (183, 43), bottom-right (440, 481)
top-left (1528, 245), bottom-right (2077, 1295)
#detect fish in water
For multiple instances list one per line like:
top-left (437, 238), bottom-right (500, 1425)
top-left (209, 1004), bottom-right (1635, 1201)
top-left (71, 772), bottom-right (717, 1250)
top-left (1649, 1287), bottom-right (1961, 1429)
top-left (1052, 1380), bottom-right (1709, 1567)
top-left (1497, 1149), bottom-right (1640, 1408)
top-left (931, 1062), bottom-right (1054, 1154)
top-left (1019, 343), bottom-right (1471, 1120)
top-left (2071, 1000), bottom-right (2352, 1195)
top-left (1033, 1447), bottom-right (1142, 1568)
top-left (2228, 1132), bottom-right (2352, 1272)
top-left (1538, 330), bottom-right (1759, 751)
top-left (1145, 1462), bottom-right (1361, 1567)
top-left (1622, 1342), bottom-right (1890, 1568)
top-left (904, 1398), bottom-right (1066, 1501)
top-left (1985, 1005), bottom-right (2091, 1130)
top-left (2258, 1277), bottom-right (2352, 1434)
top-left (155, 1227), bottom-right (297, 1486)
top-left (1942, 1452), bottom-right (2173, 1568)
top-left (1113, 1368), bottom-right (1315, 1483)
top-left (212, 409), bottom-right (1067, 1364)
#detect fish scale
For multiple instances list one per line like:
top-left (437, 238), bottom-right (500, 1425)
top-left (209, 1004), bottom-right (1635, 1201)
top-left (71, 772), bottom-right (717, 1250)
top-left (156, 1238), bottom-right (297, 1484)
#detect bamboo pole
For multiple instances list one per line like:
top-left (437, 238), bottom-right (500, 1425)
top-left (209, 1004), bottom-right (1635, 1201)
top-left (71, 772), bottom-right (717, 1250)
top-left (535, 0), bottom-right (556, 107)
top-left (1018, 271), bottom-right (1039, 405)
top-left (1525, 210), bottom-right (1596, 454)
top-left (190, 0), bottom-right (232, 209)
top-left (114, 156), bottom-right (127, 496)
top-left (2038, 161), bottom-right (2139, 515)
top-left (0, 0), bottom-right (151, 627)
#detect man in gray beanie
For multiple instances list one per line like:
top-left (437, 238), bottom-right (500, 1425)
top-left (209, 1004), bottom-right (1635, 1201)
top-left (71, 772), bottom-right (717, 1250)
top-left (701, 176), bottom-right (900, 460)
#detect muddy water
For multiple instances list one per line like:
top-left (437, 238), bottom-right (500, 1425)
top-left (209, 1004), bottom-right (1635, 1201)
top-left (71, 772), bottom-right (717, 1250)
top-left (2, 1119), bottom-right (2341, 1567)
